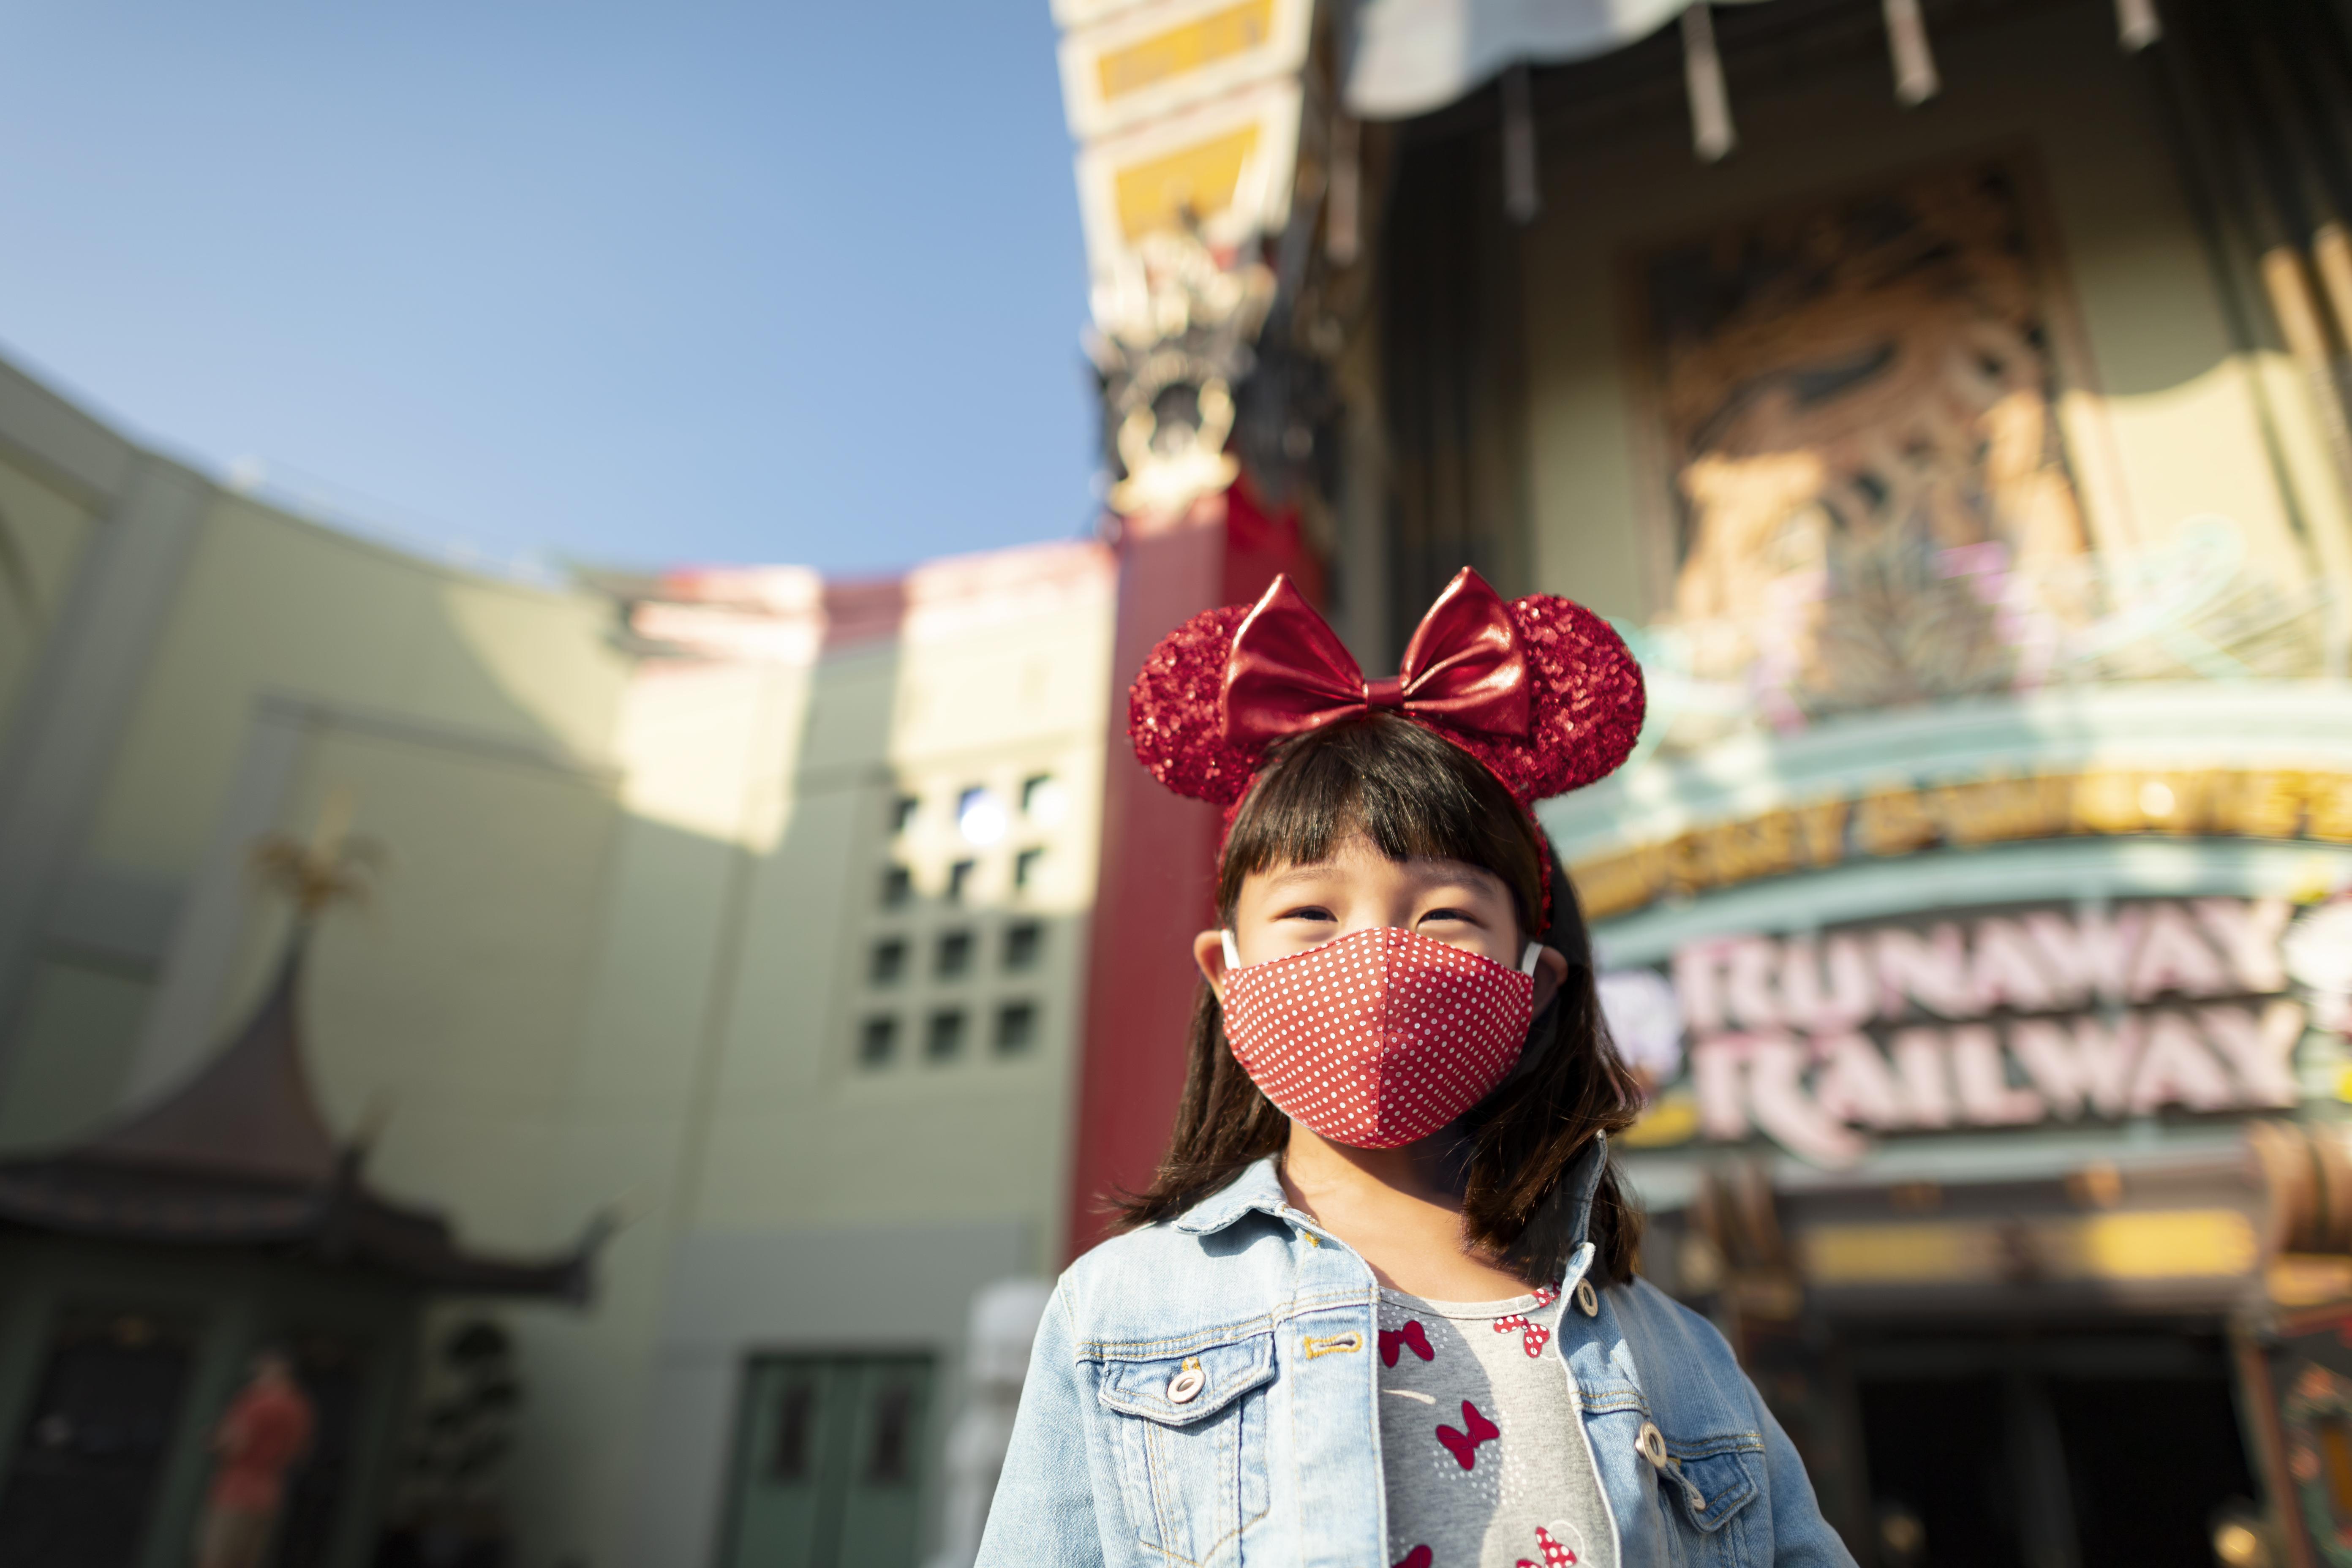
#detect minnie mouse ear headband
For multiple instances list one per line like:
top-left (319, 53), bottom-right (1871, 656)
top-left (1127, 567), bottom-right (1647, 921)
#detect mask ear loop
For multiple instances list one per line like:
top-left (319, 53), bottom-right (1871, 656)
top-left (1221, 930), bottom-right (1242, 970)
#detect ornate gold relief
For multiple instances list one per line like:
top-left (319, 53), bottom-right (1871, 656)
top-left (1629, 160), bottom-right (2102, 733)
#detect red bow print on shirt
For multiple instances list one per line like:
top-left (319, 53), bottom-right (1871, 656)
top-left (1493, 1312), bottom-right (1551, 1358)
top-left (1395, 1549), bottom-right (1433, 1568)
top-left (1516, 1524), bottom-right (1578, 1568)
top-left (1495, 1284), bottom-right (1561, 1357)
top-left (1380, 1320), bottom-right (1434, 1367)
top-left (1435, 1400), bottom-right (1499, 1470)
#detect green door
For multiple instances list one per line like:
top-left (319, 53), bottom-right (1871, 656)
top-left (719, 1353), bottom-right (932, 1568)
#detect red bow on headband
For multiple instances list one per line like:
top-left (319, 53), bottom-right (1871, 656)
top-left (1127, 566), bottom-right (1643, 812)
top-left (1223, 569), bottom-right (1531, 748)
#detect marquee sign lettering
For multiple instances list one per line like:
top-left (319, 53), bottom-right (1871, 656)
top-left (1605, 896), bottom-right (2332, 1167)
top-left (1568, 768), bottom-right (2352, 919)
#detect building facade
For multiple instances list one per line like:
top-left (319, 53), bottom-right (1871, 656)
top-left (0, 355), bottom-right (1114, 1567)
top-left (1048, 0), bottom-right (2352, 1563)
top-left (13, 0), bottom-right (2352, 1561)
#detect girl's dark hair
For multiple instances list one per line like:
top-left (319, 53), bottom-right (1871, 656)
top-left (1116, 712), bottom-right (1647, 1285)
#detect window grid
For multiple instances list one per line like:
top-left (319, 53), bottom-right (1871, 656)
top-left (855, 768), bottom-right (1073, 1075)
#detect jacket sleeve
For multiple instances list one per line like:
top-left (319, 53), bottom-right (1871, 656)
top-left (976, 1280), bottom-right (1106, 1568)
top-left (1748, 1374), bottom-right (1861, 1568)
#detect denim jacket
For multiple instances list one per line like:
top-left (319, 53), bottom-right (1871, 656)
top-left (977, 1139), bottom-right (1855, 1568)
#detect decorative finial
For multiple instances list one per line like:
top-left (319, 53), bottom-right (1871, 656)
top-left (252, 786), bottom-right (383, 917)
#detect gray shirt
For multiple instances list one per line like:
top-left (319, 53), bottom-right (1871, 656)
top-left (1377, 1286), bottom-right (1617, 1568)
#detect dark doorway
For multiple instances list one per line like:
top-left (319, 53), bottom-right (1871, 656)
top-left (272, 1331), bottom-right (367, 1568)
top-left (0, 1304), bottom-right (200, 1568)
top-left (1851, 1328), bottom-right (2257, 1568)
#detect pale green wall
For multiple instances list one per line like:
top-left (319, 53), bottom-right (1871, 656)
top-left (471, 556), bottom-right (1112, 1567)
top-left (0, 357), bottom-right (1111, 1568)
top-left (491, 653), bottom-right (807, 1566)
top-left (268, 727), bottom-right (624, 1249)
top-left (84, 490), bottom-right (628, 882)
top-left (1516, 2), bottom-right (2339, 619)
top-left (0, 455), bottom-right (101, 739)
top-left (0, 959), bottom-right (150, 1142)
top-left (0, 438), bottom-right (123, 1138)
top-left (690, 599), bottom-right (1109, 1241)
top-left (0, 468), bottom-right (640, 1167)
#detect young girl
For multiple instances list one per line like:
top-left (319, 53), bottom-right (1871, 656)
top-left (978, 570), bottom-right (1851, 1568)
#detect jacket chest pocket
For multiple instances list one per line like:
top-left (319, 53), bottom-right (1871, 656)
top-left (1649, 1429), bottom-right (1764, 1568)
top-left (1097, 1334), bottom-right (1276, 1567)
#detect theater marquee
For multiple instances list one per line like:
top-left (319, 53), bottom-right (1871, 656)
top-left (1605, 895), bottom-right (2336, 1167)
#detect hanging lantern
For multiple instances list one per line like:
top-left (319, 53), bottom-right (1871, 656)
top-left (1503, 63), bottom-right (1541, 223)
top-left (1682, 3), bottom-right (1737, 163)
top-left (1884, 0), bottom-right (1941, 106)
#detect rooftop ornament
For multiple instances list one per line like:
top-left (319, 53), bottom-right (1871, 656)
top-left (0, 792), bottom-right (612, 1301)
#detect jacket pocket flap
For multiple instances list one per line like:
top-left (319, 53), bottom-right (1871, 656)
top-left (1098, 1334), bottom-right (1276, 1426)
top-left (1663, 1435), bottom-right (1762, 1533)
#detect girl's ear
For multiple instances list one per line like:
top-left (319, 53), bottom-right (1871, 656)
top-left (1528, 943), bottom-right (1571, 1014)
top-left (1192, 929), bottom-right (1230, 1002)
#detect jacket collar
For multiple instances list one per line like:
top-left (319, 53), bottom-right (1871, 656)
top-left (1171, 1153), bottom-right (1290, 1234)
top-left (1557, 1131), bottom-right (1611, 1252)
top-left (1170, 1133), bottom-right (1614, 1243)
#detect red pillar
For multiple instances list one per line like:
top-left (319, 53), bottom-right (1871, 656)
top-left (1063, 486), bottom-right (1321, 1261)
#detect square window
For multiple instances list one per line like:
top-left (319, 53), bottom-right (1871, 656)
top-left (1014, 848), bottom-right (1045, 892)
top-left (926, 1010), bottom-right (966, 1062)
top-left (880, 865), bottom-right (912, 908)
top-left (957, 787), bottom-right (1007, 846)
top-left (1021, 773), bottom-right (1068, 825)
top-left (891, 795), bottom-right (920, 834)
top-left (1004, 922), bottom-right (1043, 971)
top-left (994, 1002), bottom-right (1037, 1056)
top-left (935, 931), bottom-right (972, 978)
top-left (946, 860), bottom-right (977, 903)
top-left (869, 939), bottom-right (906, 985)
top-left (858, 1017), bottom-right (898, 1068)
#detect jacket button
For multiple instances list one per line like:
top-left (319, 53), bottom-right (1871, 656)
top-left (1166, 1361), bottom-right (1206, 1404)
top-left (1575, 1279), bottom-right (1599, 1317)
top-left (1635, 1421), bottom-right (1669, 1470)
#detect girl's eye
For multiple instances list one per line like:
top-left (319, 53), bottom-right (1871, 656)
top-left (1419, 907), bottom-right (1478, 926)
top-left (1278, 905), bottom-right (1337, 923)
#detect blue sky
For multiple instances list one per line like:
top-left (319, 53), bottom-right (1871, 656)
top-left (0, 2), bottom-right (1097, 576)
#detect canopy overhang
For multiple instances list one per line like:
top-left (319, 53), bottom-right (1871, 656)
top-left (1346, 0), bottom-right (2161, 121)
top-left (1346, 0), bottom-right (1759, 119)
top-left (0, 934), bottom-right (605, 1301)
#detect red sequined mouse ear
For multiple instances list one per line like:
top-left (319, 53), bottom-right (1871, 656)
top-left (1477, 595), bottom-right (1648, 803)
top-left (1127, 603), bottom-right (1259, 806)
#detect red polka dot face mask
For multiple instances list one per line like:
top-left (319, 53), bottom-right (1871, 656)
top-left (1219, 926), bottom-right (1540, 1149)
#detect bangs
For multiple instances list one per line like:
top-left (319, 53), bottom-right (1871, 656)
top-left (1215, 714), bottom-right (1546, 934)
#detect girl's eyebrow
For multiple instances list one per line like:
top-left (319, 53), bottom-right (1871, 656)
top-left (1399, 861), bottom-right (1505, 892)
top-left (1259, 863), bottom-right (1341, 890)
top-left (1257, 859), bottom-right (1503, 893)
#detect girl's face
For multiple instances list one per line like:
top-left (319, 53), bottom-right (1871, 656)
top-left (1192, 828), bottom-right (1569, 1011)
